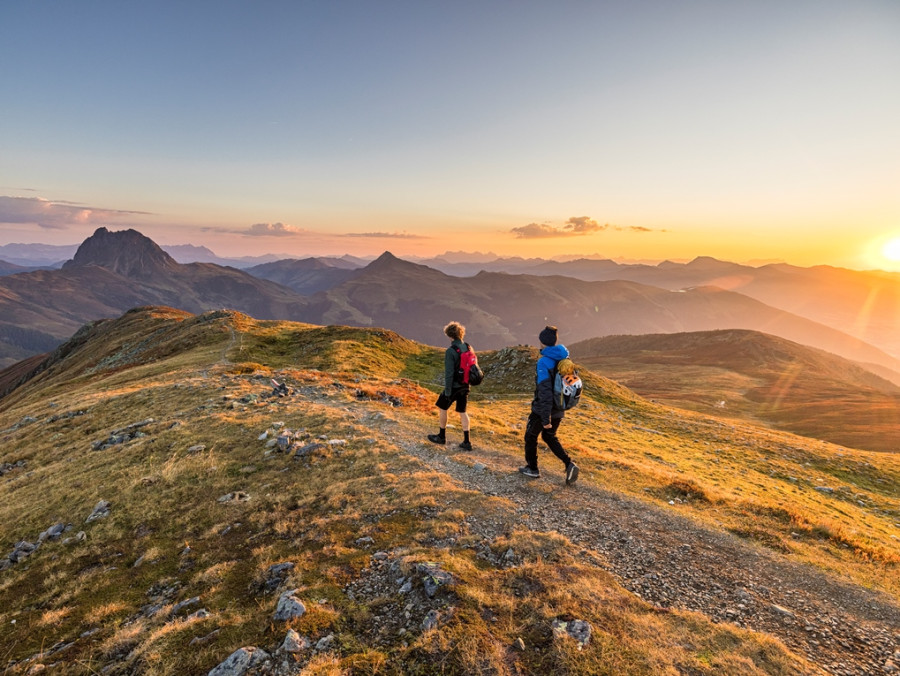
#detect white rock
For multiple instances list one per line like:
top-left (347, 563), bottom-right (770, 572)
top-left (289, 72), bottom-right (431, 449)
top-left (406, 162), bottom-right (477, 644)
top-left (282, 629), bottom-right (309, 653)
top-left (207, 646), bottom-right (270, 676)
top-left (273, 589), bottom-right (306, 621)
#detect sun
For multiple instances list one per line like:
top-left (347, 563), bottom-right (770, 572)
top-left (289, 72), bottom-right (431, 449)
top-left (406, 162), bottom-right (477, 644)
top-left (883, 237), bottom-right (900, 263)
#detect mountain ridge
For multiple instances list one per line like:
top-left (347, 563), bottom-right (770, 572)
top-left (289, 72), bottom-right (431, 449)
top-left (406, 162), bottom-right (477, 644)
top-left (571, 329), bottom-right (900, 452)
top-left (2, 229), bottom-right (898, 392)
top-left (0, 307), bottom-right (896, 674)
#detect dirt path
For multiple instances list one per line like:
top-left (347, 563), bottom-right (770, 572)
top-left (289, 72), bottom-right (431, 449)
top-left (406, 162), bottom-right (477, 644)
top-left (377, 414), bottom-right (900, 676)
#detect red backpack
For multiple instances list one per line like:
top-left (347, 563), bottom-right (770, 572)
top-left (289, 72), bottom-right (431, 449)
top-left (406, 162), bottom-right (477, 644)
top-left (455, 343), bottom-right (484, 386)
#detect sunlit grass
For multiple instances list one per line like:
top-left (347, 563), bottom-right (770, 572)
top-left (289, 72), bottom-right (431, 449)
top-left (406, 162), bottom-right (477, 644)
top-left (0, 309), bottom-right (892, 673)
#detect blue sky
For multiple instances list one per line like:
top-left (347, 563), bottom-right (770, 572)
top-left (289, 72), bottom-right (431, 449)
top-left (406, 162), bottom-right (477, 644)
top-left (1, 1), bottom-right (899, 268)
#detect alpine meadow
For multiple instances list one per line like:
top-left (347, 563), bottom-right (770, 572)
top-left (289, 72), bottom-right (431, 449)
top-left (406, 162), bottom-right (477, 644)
top-left (0, 229), bottom-right (898, 675)
top-left (3, 3), bottom-right (900, 674)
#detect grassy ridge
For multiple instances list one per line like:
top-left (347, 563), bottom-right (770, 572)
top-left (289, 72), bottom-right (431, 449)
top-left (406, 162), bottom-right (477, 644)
top-left (571, 330), bottom-right (900, 453)
top-left (0, 309), bottom-right (896, 674)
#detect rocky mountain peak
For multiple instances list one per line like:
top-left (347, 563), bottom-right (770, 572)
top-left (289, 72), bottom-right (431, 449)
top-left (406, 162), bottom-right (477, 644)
top-left (62, 227), bottom-right (179, 278)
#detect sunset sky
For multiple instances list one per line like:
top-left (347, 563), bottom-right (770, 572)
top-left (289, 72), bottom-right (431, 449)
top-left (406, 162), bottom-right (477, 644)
top-left (1, 1), bottom-right (899, 269)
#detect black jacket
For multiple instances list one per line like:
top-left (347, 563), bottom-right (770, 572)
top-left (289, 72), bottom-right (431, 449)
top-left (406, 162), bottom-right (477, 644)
top-left (443, 339), bottom-right (469, 396)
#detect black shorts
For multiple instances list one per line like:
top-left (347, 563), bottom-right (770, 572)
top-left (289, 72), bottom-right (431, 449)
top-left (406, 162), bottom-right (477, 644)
top-left (436, 389), bottom-right (468, 413)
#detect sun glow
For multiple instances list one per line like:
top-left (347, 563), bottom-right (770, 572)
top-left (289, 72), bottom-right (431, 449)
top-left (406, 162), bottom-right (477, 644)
top-left (882, 237), bottom-right (900, 263)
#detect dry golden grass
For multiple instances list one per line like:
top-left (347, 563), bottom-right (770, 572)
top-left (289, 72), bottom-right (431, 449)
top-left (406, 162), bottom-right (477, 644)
top-left (0, 308), bottom-right (891, 674)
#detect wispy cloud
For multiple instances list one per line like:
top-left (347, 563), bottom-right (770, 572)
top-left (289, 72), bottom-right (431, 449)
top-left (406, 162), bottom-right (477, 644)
top-left (511, 216), bottom-right (607, 239)
top-left (245, 222), bottom-right (308, 236)
top-left (0, 195), bottom-right (151, 229)
top-left (564, 216), bottom-right (606, 234)
top-left (511, 216), bottom-right (662, 239)
top-left (342, 231), bottom-right (428, 239)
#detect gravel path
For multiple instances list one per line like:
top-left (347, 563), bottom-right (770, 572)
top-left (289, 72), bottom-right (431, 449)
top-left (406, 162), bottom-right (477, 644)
top-left (382, 416), bottom-right (900, 676)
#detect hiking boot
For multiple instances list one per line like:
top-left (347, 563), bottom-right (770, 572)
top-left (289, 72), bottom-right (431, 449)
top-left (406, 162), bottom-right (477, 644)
top-left (458, 441), bottom-right (473, 451)
top-left (518, 466), bottom-right (541, 479)
top-left (565, 462), bottom-right (580, 485)
top-left (426, 434), bottom-right (446, 445)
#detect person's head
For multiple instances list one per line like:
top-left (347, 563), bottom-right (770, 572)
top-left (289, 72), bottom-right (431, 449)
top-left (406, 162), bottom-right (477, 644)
top-left (539, 325), bottom-right (558, 346)
top-left (444, 321), bottom-right (465, 341)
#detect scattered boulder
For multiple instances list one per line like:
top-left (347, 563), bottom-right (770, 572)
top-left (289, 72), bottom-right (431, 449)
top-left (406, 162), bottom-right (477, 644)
top-left (217, 492), bottom-right (250, 504)
top-left (189, 629), bottom-right (220, 646)
top-left (6, 540), bottom-right (38, 565)
top-left (91, 419), bottom-right (155, 451)
top-left (207, 646), bottom-right (270, 676)
top-left (273, 589), bottom-right (306, 622)
top-left (38, 523), bottom-right (66, 542)
top-left (422, 609), bottom-right (440, 631)
top-left (551, 618), bottom-right (592, 648)
top-left (251, 562), bottom-right (295, 595)
top-left (315, 634), bottom-right (335, 652)
top-left (0, 460), bottom-right (26, 476)
top-left (281, 629), bottom-right (309, 653)
top-left (85, 500), bottom-right (111, 523)
top-left (417, 562), bottom-right (455, 598)
top-left (270, 379), bottom-right (293, 397)
top-left (294, 442), bottom-right (324, 457)
top-left (47, 409), bottom-right (87, 424)
top-left (171, 596), bottom-right (201, 617)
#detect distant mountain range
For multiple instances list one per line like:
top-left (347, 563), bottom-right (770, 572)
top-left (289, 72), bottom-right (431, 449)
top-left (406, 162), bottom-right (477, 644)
top-left (0, 228), bottom-right (306, 367)
top-left (0, 241), bottom-right (285, 270)
top-left (2, 228), bottom-right (899, 390)
top-left (571, 329), bottom-right (900, 452)
top-left (414, 255), bottom-right (900, 359)
top-left (6, 239), bottom-right (898, 359)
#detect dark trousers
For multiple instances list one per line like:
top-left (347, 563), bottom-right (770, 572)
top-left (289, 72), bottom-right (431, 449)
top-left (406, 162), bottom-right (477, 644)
top-left (524, 412), bottom-right (570, 470)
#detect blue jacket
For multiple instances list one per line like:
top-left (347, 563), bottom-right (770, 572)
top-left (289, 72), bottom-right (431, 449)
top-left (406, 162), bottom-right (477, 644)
top-left (531, 344), bottom-right (569, 424)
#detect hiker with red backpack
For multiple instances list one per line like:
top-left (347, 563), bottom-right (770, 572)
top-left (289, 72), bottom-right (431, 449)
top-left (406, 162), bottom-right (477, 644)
top-left (427, 321), bottom-right (477, 451)
top-left (519, 325), bottom-right (580, 485)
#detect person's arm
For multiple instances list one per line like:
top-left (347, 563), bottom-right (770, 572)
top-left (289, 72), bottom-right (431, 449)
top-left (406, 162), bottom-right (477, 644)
top-left (443, 347), bottom-right (457, 396)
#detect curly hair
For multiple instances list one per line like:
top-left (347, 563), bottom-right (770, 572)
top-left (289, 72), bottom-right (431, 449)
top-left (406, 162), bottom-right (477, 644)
top-left (443, 321), bottom-right (465, 341)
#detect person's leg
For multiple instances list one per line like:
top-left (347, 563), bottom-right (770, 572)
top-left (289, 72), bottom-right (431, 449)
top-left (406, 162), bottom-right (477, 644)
top-left (523, 413), bottom-right (541, 470)
top-left (456, 393), bottom-right (471, 449)
top-left (541, 418), bottom-right (579, 484)
top-left (428, 394), bottom-right (450, 444)
top-left (540, 418), bottom-right (571, 467)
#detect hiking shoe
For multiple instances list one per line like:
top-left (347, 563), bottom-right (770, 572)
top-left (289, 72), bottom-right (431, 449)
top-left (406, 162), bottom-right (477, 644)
top-left (565, 462), bottom-right (580, 485)
top-left (426, 434), bottom-right (446, 445)
top-left (518, 466), bottom-right (541, 479)
top-left (458, 441), bottom-right (473, 451)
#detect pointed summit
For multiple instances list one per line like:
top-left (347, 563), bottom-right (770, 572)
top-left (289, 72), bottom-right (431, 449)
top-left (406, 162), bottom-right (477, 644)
top-left (63, 227), bottom-right (179, 278)
top-left (363, 251), bottom-right (430, 273)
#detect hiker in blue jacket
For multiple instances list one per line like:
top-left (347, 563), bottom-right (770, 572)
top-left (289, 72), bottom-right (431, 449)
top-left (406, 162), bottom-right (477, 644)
top-left (519, 325), bottom-right (579, 484)
top-left (427, 321), bottom-right (473, 450)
